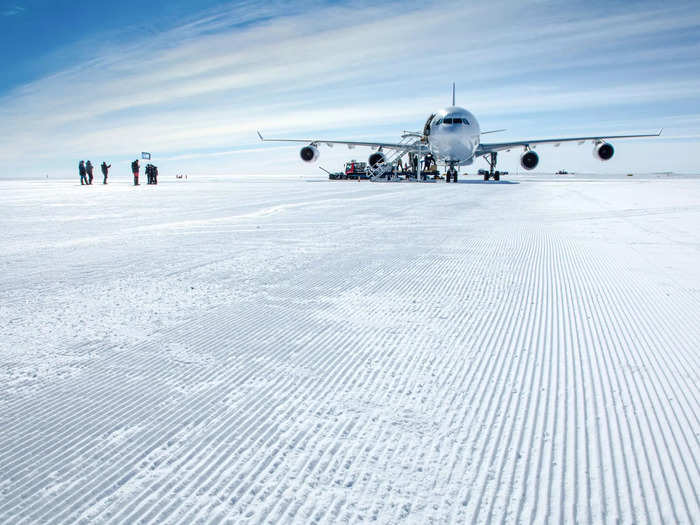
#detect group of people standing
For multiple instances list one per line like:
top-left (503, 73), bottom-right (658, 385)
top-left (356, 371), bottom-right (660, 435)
top-left (78, 160), bottom-right (111, 185)
top-left (145, 163), bottom-right (159, 185)
top-left (79, 159), bottom-right (161, 186)
top-left (129, 159), bottom-right (159, 186)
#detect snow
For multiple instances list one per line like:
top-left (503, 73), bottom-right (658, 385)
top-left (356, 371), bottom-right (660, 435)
top-left (1, 173), bottom-right (699, 523)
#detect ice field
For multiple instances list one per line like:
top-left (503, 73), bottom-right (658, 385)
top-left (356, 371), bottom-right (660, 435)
top-left (1, 173), bottom-right (699, 523)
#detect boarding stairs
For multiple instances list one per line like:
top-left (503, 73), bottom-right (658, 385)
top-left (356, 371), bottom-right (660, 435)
top-left (367, 135), bottom-right (422, 181)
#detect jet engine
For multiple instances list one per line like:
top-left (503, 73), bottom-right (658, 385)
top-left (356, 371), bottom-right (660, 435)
top-left (593, 142), bottom-right (614, 161)
top-left (300, 145), bottom-right (319, 162)
top-left (368, 151), bottom-right (387, 167)
top-left (520, 150), bottom-right (539, 170)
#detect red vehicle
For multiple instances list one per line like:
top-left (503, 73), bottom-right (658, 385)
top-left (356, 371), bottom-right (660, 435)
top-left (344, 160), bottom-right (368, 179)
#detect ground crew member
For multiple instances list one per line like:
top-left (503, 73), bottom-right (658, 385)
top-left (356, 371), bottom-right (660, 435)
top-left (101, 162), bottom-right (111, 184)
top-left (79, 160), bottom-right (88, 185)
top-left (131, 159), bottom-right (140, 185)
top-left (153, 165), bottom-right (158, 185)
top-left (86, 160), bottom-right (94, 185)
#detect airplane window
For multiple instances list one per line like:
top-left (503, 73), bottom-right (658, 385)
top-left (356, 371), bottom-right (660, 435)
top-left (453, 118), bottom-right (462, 124)
top-left (443, 118), bottom-right (453, 124)
top-left (463, 119), bottom-right (470, 126)
top-left (435, 119), bottom-right (442, 125)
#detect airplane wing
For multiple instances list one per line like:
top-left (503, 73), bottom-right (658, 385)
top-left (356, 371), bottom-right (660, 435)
top-left (257, 131), bottom-right (423, 152)
top-left (477, 129), bottom-right (662, 155)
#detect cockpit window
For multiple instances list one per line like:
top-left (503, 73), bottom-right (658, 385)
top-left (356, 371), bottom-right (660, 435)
top-left (463, 119), bottom-right (470, 126)
top-left (452, 118), bottom-right (462, 124)
top-left (435, 118), bottom-right (442, 125)
top-left (443, 118), bottom-right (453, 124)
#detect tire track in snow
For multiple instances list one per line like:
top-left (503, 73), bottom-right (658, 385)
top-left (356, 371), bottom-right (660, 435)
top-left (45, 228), bottom-right (442, 520)
top-left (1, 179), bottom-right (699, 524)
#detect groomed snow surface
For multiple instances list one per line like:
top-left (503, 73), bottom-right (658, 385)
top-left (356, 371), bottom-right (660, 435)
top-left (1, 173), bottom-right (699, 524)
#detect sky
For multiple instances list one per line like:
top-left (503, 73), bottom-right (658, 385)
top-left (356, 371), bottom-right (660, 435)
top-left (1, 0), bottom-right (700, 178)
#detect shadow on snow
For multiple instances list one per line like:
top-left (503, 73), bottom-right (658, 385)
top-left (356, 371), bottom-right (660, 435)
top-left (455, 179), bottom-right (519, 185)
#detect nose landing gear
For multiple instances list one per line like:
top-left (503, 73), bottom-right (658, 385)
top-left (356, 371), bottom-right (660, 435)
top-left (445, 164), bottom-right (458, 183)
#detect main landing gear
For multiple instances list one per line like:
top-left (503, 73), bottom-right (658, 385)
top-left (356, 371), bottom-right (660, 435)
top-left (484, 152), bottom-right (500, 181)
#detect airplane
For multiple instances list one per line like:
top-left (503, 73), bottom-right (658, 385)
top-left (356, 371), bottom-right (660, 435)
top-left (257, 84), bottom-right (661, 182)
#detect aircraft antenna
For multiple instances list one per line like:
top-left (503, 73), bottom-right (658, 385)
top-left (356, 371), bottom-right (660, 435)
top-left (452, 82), bottom-right (455, 106)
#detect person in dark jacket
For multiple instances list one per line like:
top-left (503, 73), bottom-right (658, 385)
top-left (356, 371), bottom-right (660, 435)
top-left (101, 162), bottom-right (111, 184)
top-left (86, 160), bottom-right (94, 184)
top-left (79, 160), bottom-right (88, 185)
top-left (131, 159), bottom-right (140, 185)
top-left (146, 164), bottom-right (154, 184)
top-left (153, 165), bottom-right (158, 185)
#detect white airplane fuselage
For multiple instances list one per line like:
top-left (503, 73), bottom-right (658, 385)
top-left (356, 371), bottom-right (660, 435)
top-left (426, 106), bottom-right (480, 166)
top-left (258, 84), bottom-right (660, 176)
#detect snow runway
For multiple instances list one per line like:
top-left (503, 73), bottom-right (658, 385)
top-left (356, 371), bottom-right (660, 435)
top-left (1, 174), bottom-right (699, 523)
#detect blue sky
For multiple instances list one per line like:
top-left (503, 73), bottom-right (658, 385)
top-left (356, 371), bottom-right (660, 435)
top-left (1, 0), bottom-right (700, 178)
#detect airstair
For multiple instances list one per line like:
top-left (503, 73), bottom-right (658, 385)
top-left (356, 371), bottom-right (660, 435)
top-left (366, 135), bottom-right (423, 181)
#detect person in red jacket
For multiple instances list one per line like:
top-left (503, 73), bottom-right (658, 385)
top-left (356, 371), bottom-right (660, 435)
top-left (131, 159), bottom-right (140, 186)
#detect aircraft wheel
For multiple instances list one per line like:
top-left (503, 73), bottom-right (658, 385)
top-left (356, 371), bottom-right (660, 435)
top-left (453, 172), bottom-right (458, 183)
top-left (484, 174), bottom-right (490, 181)
top-left (494, 174), bottom-right (500, 181)
top-left (446, 171), bottom-right (451, 183)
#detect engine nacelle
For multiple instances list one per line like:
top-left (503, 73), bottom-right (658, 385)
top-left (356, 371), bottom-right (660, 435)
top-left (300, 145), bottom-right (319, 163)
top-left (593, 142), bottom-right (614, 161)
top-left (520, 150), bottom-right (539, 170)
top-left (368, 151), bottom-right (387, 167)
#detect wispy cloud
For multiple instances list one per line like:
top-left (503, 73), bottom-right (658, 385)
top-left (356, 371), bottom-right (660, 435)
top-left (2, 4), bottom-right (25, 16)
top-left (1, 0), bottom-right (699, 177)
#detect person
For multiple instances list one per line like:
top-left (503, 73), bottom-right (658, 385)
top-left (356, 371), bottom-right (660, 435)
top-left (152, 165), bottom-right (158, 185)
top-left (131, 159), bottom-right (140, 185)
top-left (86, 160), bottom-right (94, 185)
top-left (146, 164), bottom-right (154, 184)
top-left (78, 160), bottom-right (88, 185)
top-left (101, 162), bottom-right (111, 184)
